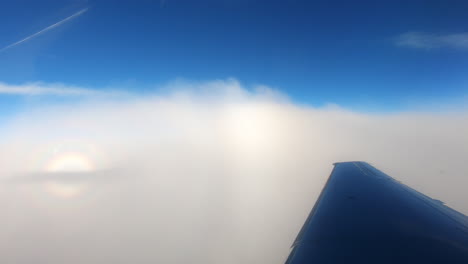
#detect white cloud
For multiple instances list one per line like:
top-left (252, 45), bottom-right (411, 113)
top-left (395, 32), bottom-right (468, 50)
top-left (0, 82), bottom-right (119, 96)
top-left (0, 79), bottom-right (467, 263)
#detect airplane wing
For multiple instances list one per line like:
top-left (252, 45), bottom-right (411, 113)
top-left (285, 161), bottom-right (468, 263)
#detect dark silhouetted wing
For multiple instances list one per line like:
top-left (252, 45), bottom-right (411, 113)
top-left (286, 161), bottom-right (468, 264)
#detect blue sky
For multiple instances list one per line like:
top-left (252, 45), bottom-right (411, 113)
top-left (1, 0), bottom-right (468, 111)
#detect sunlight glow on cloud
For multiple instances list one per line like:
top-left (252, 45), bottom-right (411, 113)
top-left (42, 152), bottom-right (94, 198)
top-left (0, 79), bottom-right (467, 263)
top-left (46, 152), bottom-right (94, 173)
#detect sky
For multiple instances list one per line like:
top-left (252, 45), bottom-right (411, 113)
top-left (0, 1), bottom-right (468, 263)
top-left (1, 0), bottom-right (468, 109)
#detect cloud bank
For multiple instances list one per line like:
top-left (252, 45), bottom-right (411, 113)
top-left (0, 79), bottom-right (467, 263)
top-left (395, 32), bottom-right (468, 50)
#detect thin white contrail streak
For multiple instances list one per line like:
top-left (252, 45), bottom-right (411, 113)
top-left (0, 8), bottom-right (88, 53)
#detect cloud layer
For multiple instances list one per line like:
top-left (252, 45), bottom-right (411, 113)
top-left (395, 32), bottom-right (468, 50)
top-left (1, 79), bottom-right (467, 263)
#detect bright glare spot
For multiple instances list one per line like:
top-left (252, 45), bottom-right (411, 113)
top-left (225, 104), bottom-right (279, 158)
top-left (44, 152), bottom-right (94, 198)
top-left (46, 152), bottom-right (94, 173)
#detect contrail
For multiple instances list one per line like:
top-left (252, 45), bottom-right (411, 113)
top-left (0, 8), bottom-right (88, 53)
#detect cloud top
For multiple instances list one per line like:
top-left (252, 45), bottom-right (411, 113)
top-left (0, 79), bottom-right (467, 263)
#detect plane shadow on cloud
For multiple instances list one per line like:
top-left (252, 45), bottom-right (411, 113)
top-left (4, 169), bottom-right (122, 184)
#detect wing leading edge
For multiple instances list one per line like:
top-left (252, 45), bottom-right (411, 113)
top-left (285, 161), bottom-right (468, 263)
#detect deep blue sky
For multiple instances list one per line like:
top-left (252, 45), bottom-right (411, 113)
top-left (1, 0), bottom-right (468, 110)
